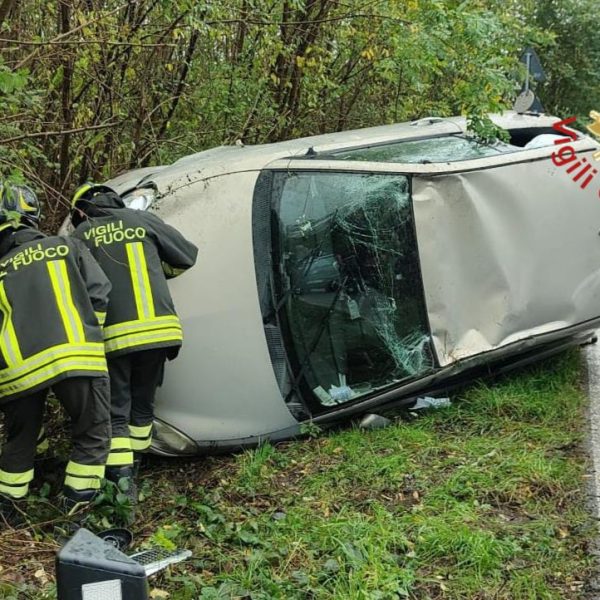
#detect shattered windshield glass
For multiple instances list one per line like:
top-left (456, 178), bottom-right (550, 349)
top-left (331, 135), bottom-right (515, 163)
top-left (273, 171), bottom-right (433, 409)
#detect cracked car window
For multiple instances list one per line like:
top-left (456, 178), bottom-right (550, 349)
top-left (331, 135), bottom-right (515, 163)
top-left (274, 171), bottom-right (434, 408)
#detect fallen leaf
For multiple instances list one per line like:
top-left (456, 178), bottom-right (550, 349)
top-left (150, 589), bottom-right (170, 599)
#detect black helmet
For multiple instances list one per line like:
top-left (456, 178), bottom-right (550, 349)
top-left (0, 183), bottom-right (41, 226)
top-left (71, 182), bottom-right (118, 209)
top-left (71, 182), bottom-right (124, 227)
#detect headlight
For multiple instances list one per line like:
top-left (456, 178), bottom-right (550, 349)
top-left (152, 419), bottom-right (198, 455)
top-left (122, 187), bottom-right (156, 211)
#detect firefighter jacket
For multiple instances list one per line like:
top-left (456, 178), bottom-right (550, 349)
top-left (0, 227), bottom-right (111, 402)
top-left (72, 194), bottom-right (198, 358)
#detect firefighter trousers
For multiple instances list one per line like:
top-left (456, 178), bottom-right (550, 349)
top-left (0, 376), bottom-right (110, 500)
top-left (106, 348), bottom-right (168, 468)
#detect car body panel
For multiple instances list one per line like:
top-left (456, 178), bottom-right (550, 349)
top-left (146, 170), bottom-right (299, 442)
top-left (97, 111), bottom-right (600, 453)
top-left (412, 154), bottom-right (600, 365)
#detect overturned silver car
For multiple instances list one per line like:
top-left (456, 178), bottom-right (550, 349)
top-left (103, 112), bottom-right (600, 455)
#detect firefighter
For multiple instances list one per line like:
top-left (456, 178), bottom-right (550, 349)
top-left (70, 183), bottom-right (197, 499)
top-left (0, 185), bottom-right (112, 525)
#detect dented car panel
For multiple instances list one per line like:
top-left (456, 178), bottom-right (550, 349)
top-left (412, 156), bottom-right (600, 366)
top-left (102, 112), bottom-right (600, 455)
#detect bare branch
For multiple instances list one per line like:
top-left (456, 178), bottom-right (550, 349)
top-left (14, 3), bottom-right (131, 70)
top-left (0, 121), bottom-right (122, 144)
top-left (200, 13), bottom-right (411, 27)
top-left (0, 38), bottom-right (177, 48)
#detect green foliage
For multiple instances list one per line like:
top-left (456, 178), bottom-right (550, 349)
top-left (0, 0), bottom-right (594, 230)
top-left (299, 420), bottom-right (322, 438)
top-left (0, 65), bottom-right (27, 94)
top-left (88, 477), bottom-right (135, 528)
top-left (0, 583), bottom-right (56, 600)
top-left (235, 443), bottom-right (279, 494)
top-left (135, 350), bottom-right (591, 600)
top-left (0, 57), bottom-right (44, 187)
top-left (468, 114), bottom-right (511, 144)
top-left (150, 523), bottom-right (184, 551)
top-left (2, 350), bottom-right (595, 599)
top-left (525, 0), bottom-right (600, 117)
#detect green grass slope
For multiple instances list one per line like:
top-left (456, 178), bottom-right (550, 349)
top-left (1, 350), bottom-right (596, 599)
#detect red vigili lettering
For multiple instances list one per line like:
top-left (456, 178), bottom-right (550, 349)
top-left (581, 168), bottom-right (598, 189)
top-left (551, 145), bottom-right (575, 166)
top-left (550, 113), bottom-right (600, 197)
top-left (573, 162), bottom-right (592, 181)
top-left (566, 156), bottom-right (586, 174)
top-left (552, 116), bottom-right (578, 142)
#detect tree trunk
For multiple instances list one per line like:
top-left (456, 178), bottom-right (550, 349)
top-left (58, 0), bottom-right (73, 192)
top-left (0, 0), bottom-right (16, 28)
top-left (140, 29), bottom-right (199, 166)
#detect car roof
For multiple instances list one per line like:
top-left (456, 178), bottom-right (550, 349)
top-left (105, 112), bottom-right (571, 195)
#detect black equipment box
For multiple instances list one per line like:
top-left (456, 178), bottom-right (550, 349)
top-left (56, 528), bottom-right (149, 600)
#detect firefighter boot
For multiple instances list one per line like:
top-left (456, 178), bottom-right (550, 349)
top-left (105, 465), bottom-right (138, 506)
top-left (59, 487), bottom-right (96, 517)
top-left (0, 494), bottom-right (24, 528)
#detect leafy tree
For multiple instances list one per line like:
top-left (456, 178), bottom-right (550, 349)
top-left (0, 0), bottom-right (595, 229)
top-left (524, 0), bottom-right (600, 119)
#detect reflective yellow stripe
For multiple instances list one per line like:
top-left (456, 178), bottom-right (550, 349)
top-left (106, 451), bottom-right (134, 466)
top-left (0, 281), bottom-right (22, 368)
top-left (127, 244), bottom-right (144, 319)
top-left (0, 359), bottom-right (107, 394)
top-left (138, 245), bottom-right (155, 318)
top-left (64, 475), bottom-right (101, 491)
top-left (0, 482), bottom-right (28, 498)
top-left (66, 462), bottom-right (105, 478)
top-left (47, 260), bottom-right (85, 343)
top-left (0, 469), bottom-right (34, 485)
top-left (108, 437), bottom-right (134, 466)
top-left (129, 424), bottom-right (152, 438)
top-left (110, 437), bottom-right (131, 451)
top-left (126, 242), bottom-right (155, 320)
top-left (95, 311), bottom-right (106, 326)
top-left (0, 470), bottom-right (32, 497)
top-left (103, 315), bottom-right (181, 340)
top-left (104, 329), bottom-right (182, 354)
top-left (131, 437), bottom-right (152, 451)
top-left (0, 343), bottom-right (104, 383)
top-left (129, 424), bottom-right (152, 452)
top-left (0, 356), bottom-right (107, 397)
top-left (72, 183), bottom-right (93, 207)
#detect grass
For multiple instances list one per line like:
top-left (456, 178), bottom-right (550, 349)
top-left (0, 349), bottom-right (596, 599)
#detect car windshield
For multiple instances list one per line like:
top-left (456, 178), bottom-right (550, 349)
top-left (331, 135), bottom-right (515, 163)
top-left (273, 171), bottom-right (434, 409)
